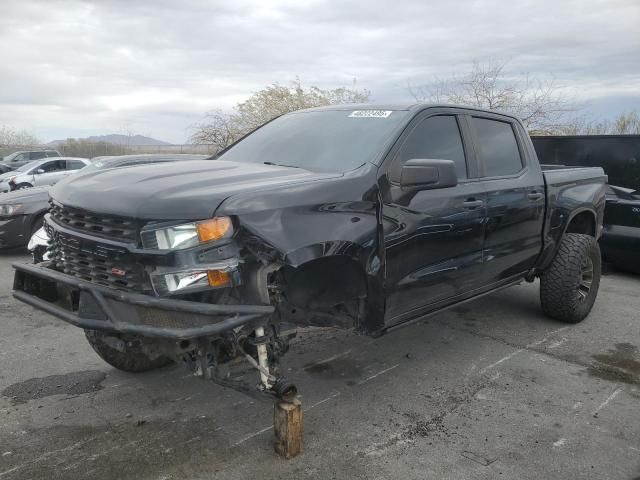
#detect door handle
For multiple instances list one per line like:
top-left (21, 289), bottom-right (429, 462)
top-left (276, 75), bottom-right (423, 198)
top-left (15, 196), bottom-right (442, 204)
top-left (463, 199), bottom-right (484, 209)
top-left (527, 192), bottom-right (544, 201)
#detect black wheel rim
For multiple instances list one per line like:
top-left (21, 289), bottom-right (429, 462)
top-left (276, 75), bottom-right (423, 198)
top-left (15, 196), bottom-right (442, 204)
top-left (577, 257), bottom-right (594, 302)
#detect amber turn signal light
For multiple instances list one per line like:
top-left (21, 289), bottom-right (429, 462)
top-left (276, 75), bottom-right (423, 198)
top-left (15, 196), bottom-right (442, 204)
top-left (197, 217), bottom-right (232, 243)
top-left (207, 269), bottom-right (231, 288)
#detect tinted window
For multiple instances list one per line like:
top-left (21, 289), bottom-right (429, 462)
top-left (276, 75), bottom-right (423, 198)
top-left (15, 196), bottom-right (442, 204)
top-left (46, 151), bottom-right (59, 157)
top-left (30, 152), bottom-right (47, 160)
top-left (66, 160), bottom-right (87, 170)
top-left (39, 160), bottom-right (66, 173)
top-left (391, 115), bottom-right (467, 182)
top-left (219, 110), bottom-right (410, 173)
top-left (471, 117), bottom-right (523, 177)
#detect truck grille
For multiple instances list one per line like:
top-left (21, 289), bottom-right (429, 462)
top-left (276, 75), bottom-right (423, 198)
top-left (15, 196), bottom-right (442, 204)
top-left (49, 228), bottom-right (147, 292)
top-left (49, 202), bottom-right (139, 243)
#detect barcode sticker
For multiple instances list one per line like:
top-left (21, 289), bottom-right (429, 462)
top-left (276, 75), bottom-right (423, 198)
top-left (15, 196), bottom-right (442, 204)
top-left (348, 110), bottom-right (392, 118)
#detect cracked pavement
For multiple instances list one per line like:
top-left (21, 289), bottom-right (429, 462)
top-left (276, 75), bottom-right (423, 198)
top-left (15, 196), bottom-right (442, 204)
top-left (1, 251), bottom-right (640, 479)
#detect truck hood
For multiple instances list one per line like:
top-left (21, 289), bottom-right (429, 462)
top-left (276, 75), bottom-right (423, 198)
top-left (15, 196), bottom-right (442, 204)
top-left (50, 160), bottom-right (342, 220)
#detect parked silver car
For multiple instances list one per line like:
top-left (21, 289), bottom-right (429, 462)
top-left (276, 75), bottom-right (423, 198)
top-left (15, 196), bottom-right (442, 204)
top-left (0, 157), bottom-right (90, 193)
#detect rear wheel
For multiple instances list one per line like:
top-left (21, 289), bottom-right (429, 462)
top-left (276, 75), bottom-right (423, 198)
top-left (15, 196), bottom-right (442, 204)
top-left (84, 330), bottom-right (172, 373)
top-left (540, 233), bottom-right (601, 323)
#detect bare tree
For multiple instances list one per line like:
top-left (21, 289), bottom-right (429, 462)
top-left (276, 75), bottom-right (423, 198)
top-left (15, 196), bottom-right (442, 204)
top-left (612, 110), bottom-right (640, 134)
top-left (190, 110), bottom-right (242, 151)
top-left (191, 78), bottom-right (370, 150)
top-left (408, 61), bottom-right (575, 133)
top-left (0, 125), bottom-right (40, 147)
top-left (561, 110), bottom-right (640, 135)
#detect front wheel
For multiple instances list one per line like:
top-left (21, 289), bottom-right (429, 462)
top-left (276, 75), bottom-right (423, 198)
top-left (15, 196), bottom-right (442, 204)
top-left (13, 183), bottom-right (33, 190)
top-left (540, 233), bottom-right (601, 323)
top-left (84, 330), bottom-right (173, 373)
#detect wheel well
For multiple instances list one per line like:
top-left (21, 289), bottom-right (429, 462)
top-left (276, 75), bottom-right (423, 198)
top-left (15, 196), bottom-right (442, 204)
top-left (278, 256), bottom-right (367, 310)
top-left (30, 213), bottom-right (45, 233)
top-left (565, 211), bottom-right (596, 237)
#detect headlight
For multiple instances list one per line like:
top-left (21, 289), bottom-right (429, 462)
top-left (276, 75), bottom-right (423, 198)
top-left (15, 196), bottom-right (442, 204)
top-left (141, 217), bottom-right (233, 250)
top-left (150, 259), bottom-right (238, 295)
top-left (0, 204), bottom-right (24, 217)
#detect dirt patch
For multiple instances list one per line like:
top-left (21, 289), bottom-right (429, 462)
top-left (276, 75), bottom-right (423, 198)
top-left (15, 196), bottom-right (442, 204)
top-left (587, 343), bottom-right (640, 385)
top-left (2, 370), bottom-right (106, 404)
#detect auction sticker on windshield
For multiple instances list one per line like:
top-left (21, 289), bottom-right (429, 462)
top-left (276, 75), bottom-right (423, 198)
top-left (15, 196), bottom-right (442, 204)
top-left (348, 110), bottom-right (392, 118)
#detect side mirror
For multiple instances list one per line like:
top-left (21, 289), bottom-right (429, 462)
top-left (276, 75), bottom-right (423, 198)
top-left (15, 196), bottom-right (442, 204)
top-left (35, 168), bottom-right (45, 174)
top-left (400, 159), bottom-right (458, 189)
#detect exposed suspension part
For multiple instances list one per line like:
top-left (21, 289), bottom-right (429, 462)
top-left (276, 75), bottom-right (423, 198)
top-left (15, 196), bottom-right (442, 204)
top-left (177, 323), bottom-right (297, 401)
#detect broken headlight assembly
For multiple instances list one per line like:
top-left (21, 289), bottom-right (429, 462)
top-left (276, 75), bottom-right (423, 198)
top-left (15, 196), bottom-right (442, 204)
top-left (150, 259), bottom-right (240, 296)
top-left (141, 217), bottom-right (233, 250)
top-left (142, 217), bottom-right (239, 295)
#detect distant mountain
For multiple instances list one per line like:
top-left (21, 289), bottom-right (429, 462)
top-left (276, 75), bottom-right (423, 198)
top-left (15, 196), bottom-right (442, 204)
top-left (48, 134), bottom-right (171, 146)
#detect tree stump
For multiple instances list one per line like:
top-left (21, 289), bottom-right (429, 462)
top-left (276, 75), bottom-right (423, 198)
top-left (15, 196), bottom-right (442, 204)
top-left (273, 397), bottom-right (303, 458)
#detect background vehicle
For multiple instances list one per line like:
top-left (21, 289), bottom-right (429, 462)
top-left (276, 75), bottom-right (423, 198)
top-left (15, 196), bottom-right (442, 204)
top-left (0, 187), bottom-right (49, 249)
top-left (0, 157), bottom-right (90, 192)
top-left (0, 149), bottom-right (61, 173)
top-left (600, 185), bottom-right (640, 273)
top-left (2, 154), bottom-right (210, 252)
top-left (531, 135), bottom-right (640, 190)
top-left (13, 104), bottom-right (606, 401)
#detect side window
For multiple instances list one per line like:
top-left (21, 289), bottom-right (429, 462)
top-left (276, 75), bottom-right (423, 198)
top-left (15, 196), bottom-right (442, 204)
top-left (30, 152), bottom-right (46, 160)
top-left (66, 160), bottom-right (86, 170)
top-left (40, 160), bottom-right (65, 173)
top-left (12, 153), bottom-right (26, 162)
top-left (46, 151), bottom-right (59, 157)
top-left (471, 117), bottom-right (523, 177)
top-left (390, 115), bottom-right (467, 182)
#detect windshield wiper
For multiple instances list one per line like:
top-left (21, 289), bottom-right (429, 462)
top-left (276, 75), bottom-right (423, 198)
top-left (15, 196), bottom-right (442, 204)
top-left (263, 161), bottom-right (300, 168)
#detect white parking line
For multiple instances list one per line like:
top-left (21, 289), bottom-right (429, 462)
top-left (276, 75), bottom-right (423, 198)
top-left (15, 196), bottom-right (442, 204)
top-left (479, 326), bottom-right (570, 375)
top-left (357, 364), bottom-right (400, 385)
top-left (593, 386), bottom-right (623, 417)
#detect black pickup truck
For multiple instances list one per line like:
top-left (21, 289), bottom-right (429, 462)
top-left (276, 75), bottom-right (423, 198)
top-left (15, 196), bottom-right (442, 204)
top-left (13, 104), bottom-right (607, 399)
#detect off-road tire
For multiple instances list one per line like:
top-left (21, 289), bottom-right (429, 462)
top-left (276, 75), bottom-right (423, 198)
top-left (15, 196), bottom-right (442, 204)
top-left (540, 233), bottom-right (601, 323)
top-left (85, 330), bottom-right (172, 373)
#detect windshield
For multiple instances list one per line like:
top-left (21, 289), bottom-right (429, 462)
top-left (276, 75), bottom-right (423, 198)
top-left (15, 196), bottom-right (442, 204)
top-left (218, 109), bottom-right (409, 173)
top-left (3, 152), bottom-right (20, 162)
top-left (16, 160), bottom-right (41, 173)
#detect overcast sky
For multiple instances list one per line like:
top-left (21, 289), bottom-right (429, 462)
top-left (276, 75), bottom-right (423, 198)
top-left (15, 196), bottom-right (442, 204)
top-left (1, 0), bottom-right (639, 143)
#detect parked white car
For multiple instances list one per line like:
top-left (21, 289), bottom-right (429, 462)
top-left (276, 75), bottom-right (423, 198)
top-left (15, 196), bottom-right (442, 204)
top-left (0, 157), bottom-right (90, 193)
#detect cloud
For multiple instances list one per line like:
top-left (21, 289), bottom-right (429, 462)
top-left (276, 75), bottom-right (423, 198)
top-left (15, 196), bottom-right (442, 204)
top-left (0, 0), bottom-right (638, 143)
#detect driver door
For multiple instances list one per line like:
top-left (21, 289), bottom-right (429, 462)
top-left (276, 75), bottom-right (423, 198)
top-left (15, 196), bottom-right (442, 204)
top-left (32, 160), bottom-right (68, 186)
top-left (382, 111), bottom-right (487, 325)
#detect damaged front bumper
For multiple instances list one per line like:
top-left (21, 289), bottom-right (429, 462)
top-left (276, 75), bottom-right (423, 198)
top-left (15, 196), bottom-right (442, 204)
top-left (13, 262), bottom-right (274, 339)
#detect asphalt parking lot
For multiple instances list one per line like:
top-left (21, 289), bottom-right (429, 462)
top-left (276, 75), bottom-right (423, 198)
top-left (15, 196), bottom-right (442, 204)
top-left (1, 250), bottom-right (639, 480)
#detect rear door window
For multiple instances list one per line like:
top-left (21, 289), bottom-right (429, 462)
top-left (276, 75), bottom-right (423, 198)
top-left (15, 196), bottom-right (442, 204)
top-left (471, 117), bottom-right (523, 177)
top-left (66, 160), bottom-right (87, 170)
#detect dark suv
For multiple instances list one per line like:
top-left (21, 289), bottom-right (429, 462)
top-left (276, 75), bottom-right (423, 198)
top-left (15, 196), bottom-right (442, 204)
top-left (0, 150), bottom-right (61, 173)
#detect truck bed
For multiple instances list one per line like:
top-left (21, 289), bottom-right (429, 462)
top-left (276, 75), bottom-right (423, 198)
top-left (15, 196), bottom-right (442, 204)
top-left (542, 165), bottom-right (607, 186)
